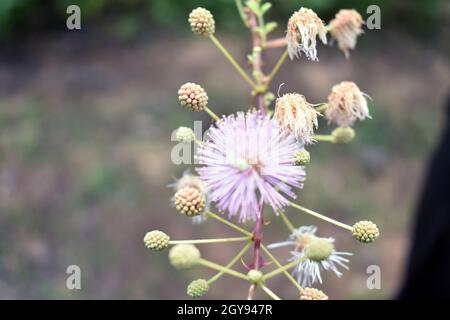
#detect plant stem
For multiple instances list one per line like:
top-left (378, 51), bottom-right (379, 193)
top-left (199, 258), bottom-right (249, 281)
top-left (314, 103), bottom-right (328, 113)
top-left (247, 284), bottom-right (257, 300)
top-left (247, 6), bottom-right (267, 115)
top-left (262, 255), bottom-right (307, 281)
top-left (314, 134), bottom-right (335, 142)
top-left (261, 244), bottom-right (304, 293)
top-left (264, 37), bottom-right (287, 49)
top-left (260, 284), bottom-right (281, 300)
top-left (208, 242), bottom-right (252, 284)
top-left (205, 211), bottom-right (253, 237)
top-left (288, 201), bottom-right (353, 231)
top-left (209, 34), bottom-right (257, 89)
top-left (234, 0), bottom-right (249, 27)
top-left (169, 236), bottom-right (250, 245)
top-left (278, 210), bottom-right (295, 232)
top-left (266, 49), bottom-right (288, 86)
top-left (247, 198), bottom-right (264, 300)
top-left (204, 106), bottom-right (220, 121)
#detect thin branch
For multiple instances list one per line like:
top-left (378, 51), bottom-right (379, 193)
top-left (266, 49), bottom-right (288, 86)
top-left (288, 202), bottom-right (353, 231)
top-left (208, 242), bottom-right (252, 284)
top-left (205, 211), bottom-right (253, 237)
top-left (209, 35), bottom-right (257, 89)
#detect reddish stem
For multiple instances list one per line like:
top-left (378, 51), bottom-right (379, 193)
top-left (245, 5), bottom-right (267, 300)
top-left (246, 7), bottom-right (266, 116)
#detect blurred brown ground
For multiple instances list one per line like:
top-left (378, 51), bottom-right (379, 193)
top-left (0, 23), bottom-right (449, 299)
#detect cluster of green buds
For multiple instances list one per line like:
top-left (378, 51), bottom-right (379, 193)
top-left (144, 0), bottom-right (380, 300)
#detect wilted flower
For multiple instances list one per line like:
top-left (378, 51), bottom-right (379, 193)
top-left (268, 226), bottom-right (352, 287)
top-left (287, 8), bottom-right (327, 61)
top-left (325, 81), bottom-right (370, 127)
top-left (273, 93), bottom-right (320, 145)
top-left (173, 171), bottom-right (206, 194)
top-left (329, 9), bottom-right (364, 58)
top-left (196, 111), bottom-right (305, 222)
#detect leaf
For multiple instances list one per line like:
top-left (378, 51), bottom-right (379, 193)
top-left (246, 0), bottom-right (261, 15)
top-left (261, 2), bottom-right (272, 14)
top-left (265, 22), bottom-right (278, 34)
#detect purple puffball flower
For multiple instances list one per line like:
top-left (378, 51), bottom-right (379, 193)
top-left (196, 111), bottom-right (306, 223)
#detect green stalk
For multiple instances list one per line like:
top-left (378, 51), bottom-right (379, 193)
top-left (169, 236), bottom-right (250, 245)
top-left (261, 245), bottom-right (304, 293)
top-left (266, 49), bottom-right (288, 85)
top-left (206, 211), bottom-right (253, 237)
top-left (314, 134), bottom-right (335, 142)
top-left (278, 210), bottom-right (295, 232)
top-left (208, 242), bottom-right (252, 284)
top-left (200, 259), bottom-right (249, 281)
top-left (262, 255), bottom-right (307, 281)
top-left (204, 106), bottom-right (220, 121)
top-left (288, 201), bottom-right (353, 231)
top-left (234, 0), bottom-right (248, 26)
top-left (260, 284), bottom-right (281, 300)
top-left (209, 35), bottom-right (257, 89)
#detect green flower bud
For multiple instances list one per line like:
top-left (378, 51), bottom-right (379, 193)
top-left (187, 279), bottom-right (209, 298)
top-left (331, 127), bottom-right (355, 143)
top-left (305, 237), bottom-right (334, 261)
top-left (352, 220), bottom-right (380, 243)
top-left (169, 244), bottom-right (201, 269)
top-left (176, 127), bottom-right (195, 143)
top-left (144, 230), bottom-right (170, 251)
top-left (294, 149), bottom-right (311, 166)
top-left (247, 269), bottom-right (263, 284)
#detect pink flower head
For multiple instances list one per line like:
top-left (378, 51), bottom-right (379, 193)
top-left (196, 111), bottom-right (306, 222)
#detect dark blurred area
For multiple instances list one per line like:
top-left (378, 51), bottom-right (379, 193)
top-left (0, 0), bottom-right (449, 299)
top-left (398, 96), bottom-right (450, 299)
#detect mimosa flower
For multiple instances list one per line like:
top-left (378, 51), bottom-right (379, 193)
top-left (196, 111), bottom-right (305, 222)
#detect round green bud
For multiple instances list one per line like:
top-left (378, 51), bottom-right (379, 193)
top-left (169, 244), bottom-right (201, 269)
top-left (305, 237), bottom-right (334, 261)
top-left (247, 269), bottom-right (264, 284)
top-left (176, 127), bottom-right (195, 143)
top-left (352, 220), bottom-right (380, 243)
top-left (187, 279), bottom-right (209, 298)
top-left (332, 127), bottom-right (355, 143)
top-left (295, 149), bottom-right (311, 166)
top-left (188, 8), bottom-right (215, 37)
top-left (143, 230), bottom-right (170, 251)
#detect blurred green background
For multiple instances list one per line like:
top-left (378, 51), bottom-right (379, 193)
top-left (0, 0), bottom-right (449, 299)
